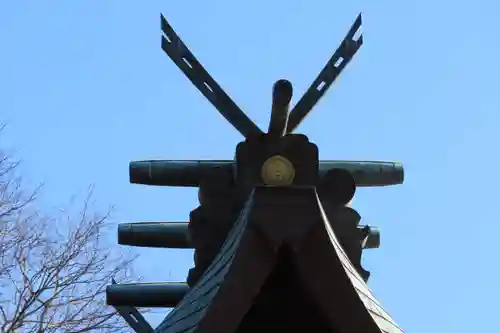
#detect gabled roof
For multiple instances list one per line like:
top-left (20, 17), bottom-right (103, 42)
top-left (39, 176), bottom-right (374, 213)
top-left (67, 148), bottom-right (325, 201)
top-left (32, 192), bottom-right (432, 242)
top-left (155, 187), bottom-right (403, 333)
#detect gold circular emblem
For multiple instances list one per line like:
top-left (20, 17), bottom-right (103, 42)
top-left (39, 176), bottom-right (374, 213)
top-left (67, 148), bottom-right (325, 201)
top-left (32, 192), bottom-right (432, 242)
top-left (261, 155), bottom-right (295, 186)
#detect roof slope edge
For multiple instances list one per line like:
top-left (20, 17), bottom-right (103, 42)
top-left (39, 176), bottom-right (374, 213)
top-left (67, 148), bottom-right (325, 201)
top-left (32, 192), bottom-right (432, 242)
top-left (293, 192), bottom-right (404, 333)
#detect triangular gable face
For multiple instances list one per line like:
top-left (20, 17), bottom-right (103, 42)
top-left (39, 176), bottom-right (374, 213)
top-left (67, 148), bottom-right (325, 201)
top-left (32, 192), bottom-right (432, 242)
top-left (236, 245), bottom-right (334, 333)
top-left (155, 187), bottom-right (403, 333)
top-left (198, 185), bottom-right (338, 333)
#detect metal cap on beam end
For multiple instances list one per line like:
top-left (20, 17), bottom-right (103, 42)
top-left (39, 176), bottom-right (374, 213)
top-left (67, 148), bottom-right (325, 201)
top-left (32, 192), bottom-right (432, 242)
top-left (360, 225), bottom-right (380, 249)
top-left (106, 282), bottom-right (189, 308)
top-left (268, 79), bottom-right (293, 136)
top-left (129, 161), bottom-right (150, 185)
top-left (394, 162), bottom-right (405, 184)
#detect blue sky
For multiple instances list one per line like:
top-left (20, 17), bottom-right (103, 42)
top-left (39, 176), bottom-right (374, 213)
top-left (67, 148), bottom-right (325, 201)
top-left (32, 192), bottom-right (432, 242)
top-left (1, 0), bottom-right (499, 331)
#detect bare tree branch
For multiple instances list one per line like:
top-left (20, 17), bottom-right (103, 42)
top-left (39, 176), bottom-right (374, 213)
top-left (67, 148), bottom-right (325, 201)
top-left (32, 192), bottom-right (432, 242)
top-left (0, 127), bottom-right (143, 333)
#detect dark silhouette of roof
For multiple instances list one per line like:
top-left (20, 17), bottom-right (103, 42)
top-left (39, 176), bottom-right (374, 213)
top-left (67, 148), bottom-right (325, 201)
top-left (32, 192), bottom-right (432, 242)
top-left (106, 11), bottom-right (405, 332)
top-left (155, 187), bottom-right (403, 333)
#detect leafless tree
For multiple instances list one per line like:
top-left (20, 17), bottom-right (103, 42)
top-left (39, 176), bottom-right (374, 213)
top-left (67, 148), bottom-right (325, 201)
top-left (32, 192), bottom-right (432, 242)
top-left (0, 129), bottom-right (138, 333)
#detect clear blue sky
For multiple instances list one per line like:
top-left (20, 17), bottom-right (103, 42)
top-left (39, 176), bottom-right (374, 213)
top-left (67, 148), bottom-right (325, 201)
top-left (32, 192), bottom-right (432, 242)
top-left (1, 0), bottom-right (499, 331)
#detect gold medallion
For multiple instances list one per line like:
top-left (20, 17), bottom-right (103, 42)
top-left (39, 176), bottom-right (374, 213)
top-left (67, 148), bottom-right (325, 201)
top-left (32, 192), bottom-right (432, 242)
top-left (261, 155), bottom-right (295, 186)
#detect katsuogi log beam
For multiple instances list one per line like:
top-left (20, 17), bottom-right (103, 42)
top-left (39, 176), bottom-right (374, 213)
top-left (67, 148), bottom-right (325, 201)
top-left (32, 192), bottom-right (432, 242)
top-left (106, 282), bottom-right (189, 308)
top-left (129, 159), bottom-right (404, 187)
top-left (118, 222), bottom-right (381, 250)
top-left (118, 222), bottom-right (192, 248)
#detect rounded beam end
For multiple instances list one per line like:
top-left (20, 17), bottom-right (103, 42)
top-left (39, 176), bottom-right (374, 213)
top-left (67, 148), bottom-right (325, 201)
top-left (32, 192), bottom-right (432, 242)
top-left (273, 79), bottom-right (293, 106)
top-left (318, 168), bottom-right (356, 206)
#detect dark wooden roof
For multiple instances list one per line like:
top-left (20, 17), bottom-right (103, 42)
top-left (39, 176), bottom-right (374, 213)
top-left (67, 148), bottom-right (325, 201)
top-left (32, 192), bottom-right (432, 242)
top-left (155, 187), bottom-right (403, 333)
